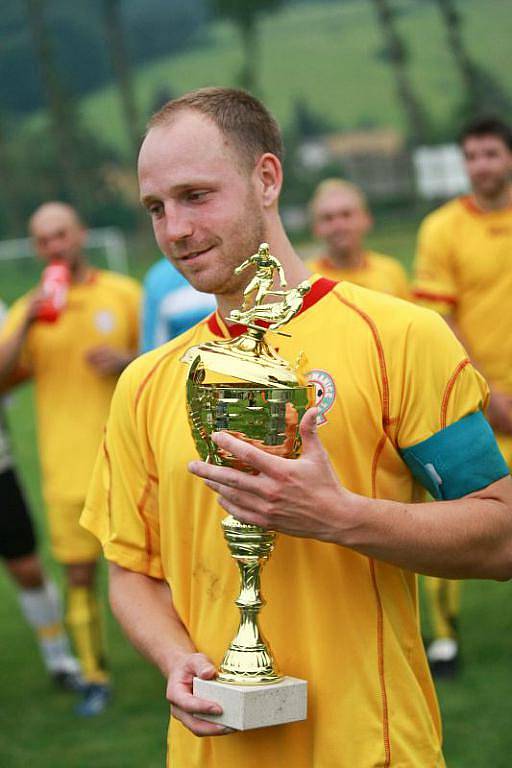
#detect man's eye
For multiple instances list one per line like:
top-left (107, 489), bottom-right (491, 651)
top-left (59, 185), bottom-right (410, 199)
top-left (187, 191), bottom-right (208, 202)
top-left (148, 204), bottom-right (163, 217)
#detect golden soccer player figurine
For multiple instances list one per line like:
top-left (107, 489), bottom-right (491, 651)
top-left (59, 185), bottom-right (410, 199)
top-left (235, 242), bottom-right (287, 310)
top-left (0, 202), bottom-right (141, 715)
top-left (413, 117), bottom-right (512, 678)
top-left (82, 88), bottom-right (512, 768)
top-left (308, 179), bottom-right (410, 299)
top-left (229, 280), bottom-right (311, 330)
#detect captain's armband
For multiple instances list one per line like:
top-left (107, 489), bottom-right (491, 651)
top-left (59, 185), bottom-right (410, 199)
top-left (400, 411), bottom-right (509, 500)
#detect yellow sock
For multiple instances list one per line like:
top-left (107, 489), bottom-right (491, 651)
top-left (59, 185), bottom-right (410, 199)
top-left (424, 576), bottom-right (460, 640)
top-left (66, 585), bottom-right (109, 685)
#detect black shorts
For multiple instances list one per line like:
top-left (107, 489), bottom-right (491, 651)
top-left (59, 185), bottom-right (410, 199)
top-left (0, 468), bottom-right (37, 560)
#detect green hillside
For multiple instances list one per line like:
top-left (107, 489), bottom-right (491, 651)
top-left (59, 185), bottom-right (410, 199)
top-left (53, 0), bottom-right (512, 157)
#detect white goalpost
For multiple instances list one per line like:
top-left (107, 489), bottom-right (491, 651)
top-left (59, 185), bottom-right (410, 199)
top-left (0, 227), bottom-right (129, 274)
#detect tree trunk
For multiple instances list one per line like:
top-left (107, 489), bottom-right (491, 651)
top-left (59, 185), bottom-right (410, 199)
top-left (435, 0), bottom-right (478, 110)
top-left (371, 0), bottom-right (429, 144)
top-left (102, 0), bottom-right (140, 159)
top-left (238, 15), bottom-right (258, 94)
top-left (0, 115), bottom-right (25, 236)
top-left (24, 0), bottom-right (80, 203)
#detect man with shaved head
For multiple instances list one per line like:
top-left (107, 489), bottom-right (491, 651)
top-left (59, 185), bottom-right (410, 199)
top-left (0, 202), bottom-right (141, 715)
top-left (308, 178), bottom-right (410, 299)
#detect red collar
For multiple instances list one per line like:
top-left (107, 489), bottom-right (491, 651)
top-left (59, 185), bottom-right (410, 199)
top-left (206, 276), bottom-right (338, 339)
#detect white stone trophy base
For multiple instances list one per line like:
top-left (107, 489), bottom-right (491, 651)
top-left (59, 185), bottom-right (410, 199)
top-left (193, 676), bottom-right (307, 731)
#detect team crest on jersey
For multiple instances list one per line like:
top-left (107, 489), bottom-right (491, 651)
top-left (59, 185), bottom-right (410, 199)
top-left (306, 369), bottom-right (336, 425)
top-left (94, 310), bottom-right (115, 334)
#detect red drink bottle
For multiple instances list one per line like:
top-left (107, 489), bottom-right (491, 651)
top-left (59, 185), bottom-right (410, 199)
top-left (37, 261), bottom-right (70, 323)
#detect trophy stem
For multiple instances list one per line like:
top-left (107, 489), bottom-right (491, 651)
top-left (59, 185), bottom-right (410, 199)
top-left (217, 514), bottom-right (282, 685)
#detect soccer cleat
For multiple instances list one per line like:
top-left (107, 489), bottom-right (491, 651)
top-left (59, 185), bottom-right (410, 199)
top-left (75, 683), bottom-right (111, 717)
top-left (426, 637), bottom-right (460, 679)
top-left (52, 668), bottom-right (86, 692)
top-left (51, 656), bottom-right (85, 692)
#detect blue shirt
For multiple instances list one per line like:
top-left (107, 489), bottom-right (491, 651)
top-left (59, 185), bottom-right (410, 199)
top-left (141, 259), bottom-right (216, 352)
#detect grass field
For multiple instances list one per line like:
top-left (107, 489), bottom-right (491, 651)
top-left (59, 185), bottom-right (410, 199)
top-left (1, 222), bottom-right (512, 766)
top-left (23, 0), bottom-right (512, 158)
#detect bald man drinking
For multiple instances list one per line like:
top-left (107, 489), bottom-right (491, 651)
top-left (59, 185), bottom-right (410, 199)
top-left (0, 202), bottom-right (141, 715)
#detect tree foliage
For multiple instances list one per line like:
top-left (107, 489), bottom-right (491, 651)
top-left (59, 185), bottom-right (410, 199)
top-left (211, 0), bottom-right (284, 92)
top-left (0, 0), bottom-right (207, 115)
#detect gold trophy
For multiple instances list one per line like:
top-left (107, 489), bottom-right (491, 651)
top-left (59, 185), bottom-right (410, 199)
top-left (181, 243), bottom-right (314, 730)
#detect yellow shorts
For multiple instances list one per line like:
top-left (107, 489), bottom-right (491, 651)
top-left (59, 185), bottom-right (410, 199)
top-left (46, 499), bottom-right (101, 564)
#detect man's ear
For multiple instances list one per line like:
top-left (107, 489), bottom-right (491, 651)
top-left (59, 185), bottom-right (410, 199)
top-left (253, 153), bottom-right (283, 208)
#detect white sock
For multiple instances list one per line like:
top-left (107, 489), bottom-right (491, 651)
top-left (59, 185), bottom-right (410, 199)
top-left (18, 580), bottom-right (80, 674)
top-left (427, 637), bottom-right (458, 663)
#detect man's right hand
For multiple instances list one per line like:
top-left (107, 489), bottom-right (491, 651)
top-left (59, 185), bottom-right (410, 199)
top-left (166, 652), bottom-right (233, 737)
top-left (24, 289), bottom-right (47, 327)
top-left (487, 389), bottom-right (512, 435)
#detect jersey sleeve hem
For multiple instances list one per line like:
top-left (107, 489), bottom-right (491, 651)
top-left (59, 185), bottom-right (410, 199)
top-left (81, 505), bottom-right (165, 579)
top-left (411, 289), bottom-right (457, 316)
top-left (400, 411), bottom-right (509, 500)
top-left (103, 544), bottom-right (165, 580)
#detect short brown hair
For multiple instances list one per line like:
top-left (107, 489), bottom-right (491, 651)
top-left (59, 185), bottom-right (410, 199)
top-left (459, 116), bottom-right (512, 151)
top-left (147, 87), bottom-right (284, 169)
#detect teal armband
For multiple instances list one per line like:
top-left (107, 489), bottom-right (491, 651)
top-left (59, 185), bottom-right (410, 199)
top-left (400, 411), bottom-right (509, 500)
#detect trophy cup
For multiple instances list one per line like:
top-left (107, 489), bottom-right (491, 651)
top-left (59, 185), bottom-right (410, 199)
top-left (180, 243), bottom-right (314, 731)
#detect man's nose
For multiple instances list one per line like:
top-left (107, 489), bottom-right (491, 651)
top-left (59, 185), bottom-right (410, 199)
top-left (46, 239), bottom-right (65, 257)
top-left (163, 202), bottom-right (193, 243)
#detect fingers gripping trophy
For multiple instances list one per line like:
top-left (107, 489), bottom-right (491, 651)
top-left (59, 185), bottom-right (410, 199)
top-left (181, 243), bottom-right (314, 731)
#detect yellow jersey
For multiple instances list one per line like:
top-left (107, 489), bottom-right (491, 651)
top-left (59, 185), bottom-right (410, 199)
top-left (413, 196), bottom-right (512, 395)
top-left (0, 269), bottom-right (140, 504)
top-left (83, 276), bottom-right (489, 768)
top-left (308, 250), bottom-right (410, 299)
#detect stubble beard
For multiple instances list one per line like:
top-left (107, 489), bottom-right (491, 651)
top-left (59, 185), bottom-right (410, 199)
top-left (472, 173), bottom-right (510, 203)
top-left (176, 189), bottom-right (267, 297)
top-left (215, 201), bottom-right (267, 298)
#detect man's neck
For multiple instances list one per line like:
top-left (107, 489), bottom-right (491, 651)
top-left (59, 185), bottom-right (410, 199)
top-left (216, 225), bottom-right (311, 320)
top-left (324, 247), bottom-right (366, 271)
top-left (472, 184), bottom-right (512, 212)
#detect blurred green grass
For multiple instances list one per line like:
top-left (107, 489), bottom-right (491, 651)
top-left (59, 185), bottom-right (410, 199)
top-left (1, 221), bottom-right (512, 766)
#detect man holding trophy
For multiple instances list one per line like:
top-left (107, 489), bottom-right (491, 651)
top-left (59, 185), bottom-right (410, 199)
top-left (81, 88), bottom-right (512, 768)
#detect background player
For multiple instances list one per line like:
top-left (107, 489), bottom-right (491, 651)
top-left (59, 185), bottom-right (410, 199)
top-left (0, 202), bottom-right (141, 714)
top-left (308, 178), bottom-right (410, 298)
top-left (413, 117), bottom-right (512, 676)
top-left (1, 298), bottom-right (81, 690)
top-left (141, 257), bottom-right (215, 352)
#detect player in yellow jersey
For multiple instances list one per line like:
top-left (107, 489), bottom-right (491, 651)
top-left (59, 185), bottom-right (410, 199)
top-left (0, 202), bottom-right (141, 715)
top-left (307, 178), bottom-right (410, 298)
top-left (413, 117), bottom-right (512, 677)
top-left (82, 89), bottom-right (512, 767)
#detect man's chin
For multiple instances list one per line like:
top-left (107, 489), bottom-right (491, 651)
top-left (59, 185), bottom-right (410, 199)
top-left (474, 179), bottom-right (507, 199)
top-left (177, 268), bottom-right (222, 295)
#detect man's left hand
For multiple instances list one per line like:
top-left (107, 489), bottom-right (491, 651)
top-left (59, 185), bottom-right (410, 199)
top-left (188, 408), bottom-right (355, 543)
top-left (85, 346), bottom-right (134, 375)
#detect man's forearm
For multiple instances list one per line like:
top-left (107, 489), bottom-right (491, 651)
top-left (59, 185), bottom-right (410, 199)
top-left (190, 422), bottom-right (512, 584)
top-left (0, 323), bottom-right (30, 390)
top-left (339, 478), bottom-right (512, 580)
top-left (108, 563), bottom-right (195, 677)
top-left (116, 350), bottom-right (137, 374)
